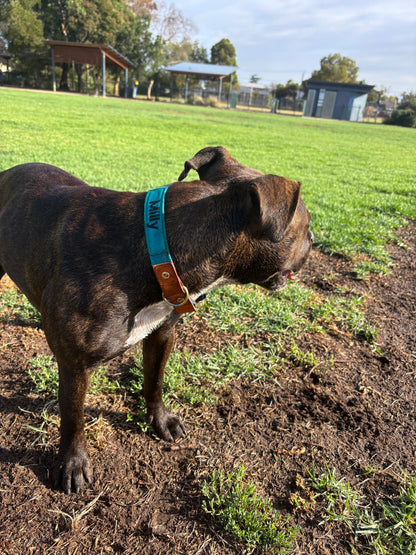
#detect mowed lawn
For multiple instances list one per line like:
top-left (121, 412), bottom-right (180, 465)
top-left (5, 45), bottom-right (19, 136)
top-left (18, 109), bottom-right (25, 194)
top-left (1, 89), bottom-right (416, 554)
top-left (1, 88), bottom-right (415, 275)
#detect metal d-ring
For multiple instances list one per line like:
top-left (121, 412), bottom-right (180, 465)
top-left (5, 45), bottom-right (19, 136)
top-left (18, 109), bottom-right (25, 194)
top-left (162, 286), bottom-right (190, 307)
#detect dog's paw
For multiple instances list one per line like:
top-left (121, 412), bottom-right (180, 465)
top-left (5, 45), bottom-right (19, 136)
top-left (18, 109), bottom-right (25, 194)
top-left (54, 447), bottom-right (92, 494)
top-left (147, 405), bottom-right (186, 442)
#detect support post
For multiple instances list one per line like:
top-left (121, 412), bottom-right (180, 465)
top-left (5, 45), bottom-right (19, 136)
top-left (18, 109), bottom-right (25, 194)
top-left (72, 60), bottom-right (75, 92)
top-left (184, 75), bottom-right (189, 102)
top-left (170, 73), bottom-right (174, 102)
top-left (51, 48), bottom-right (56, 92)
top-left (125, 68), bottom-right (128, 98)
top-left (102, 51), bottom-right (106, 97)
top-left (227, 73), bottom-right (233, 108)
top-left (218, 77), bottom-right (223, 102)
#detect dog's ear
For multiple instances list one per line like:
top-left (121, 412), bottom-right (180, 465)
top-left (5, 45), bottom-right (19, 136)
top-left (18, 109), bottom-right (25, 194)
top-left (178, 146), bottom-right (229, 181)
top-left (247, 176), bottom-right (301, 242)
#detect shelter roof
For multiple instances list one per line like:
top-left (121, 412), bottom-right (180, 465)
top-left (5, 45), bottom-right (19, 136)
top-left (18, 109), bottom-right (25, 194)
top-left (306, 79), bottom-right (373, 93)
top-left (166, 62), bottom-right (237, 79)
top-left (44, 40), bottom-right (135, 70)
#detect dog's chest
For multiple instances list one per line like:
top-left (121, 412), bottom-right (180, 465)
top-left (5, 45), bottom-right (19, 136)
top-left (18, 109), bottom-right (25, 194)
top-left (123, 278), bottom-right (231, 347)
top-left (124, 302), bottom-right (172, 347)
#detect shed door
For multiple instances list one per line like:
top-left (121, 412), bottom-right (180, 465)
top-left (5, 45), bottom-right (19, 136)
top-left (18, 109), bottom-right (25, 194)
top-left (303, 89), bottom-right (316, 117)
top-left (318, 90), bottom-right (337, 118)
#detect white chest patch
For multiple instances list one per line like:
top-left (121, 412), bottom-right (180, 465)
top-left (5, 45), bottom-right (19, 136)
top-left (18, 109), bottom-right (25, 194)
top-left (123, 277), bottom-right (234, 348)
top-left (123, 301), bottom-right (172, 348)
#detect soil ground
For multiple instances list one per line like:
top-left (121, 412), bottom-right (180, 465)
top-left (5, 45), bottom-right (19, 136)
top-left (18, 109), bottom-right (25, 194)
top-left (0, 222), bottom-right (415, 554)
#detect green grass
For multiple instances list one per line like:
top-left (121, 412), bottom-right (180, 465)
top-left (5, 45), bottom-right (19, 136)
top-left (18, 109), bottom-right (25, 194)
top-left (202, 465), bottom-right (298, 553)
top-left (0, 287), bottom-right (41, 325)
top-left (28, 354), bottom-right (119, 397)
top-left (127, 282), bottom-right (376, 415)
top-left (1, 88), bottom-right (415, 273)
top-left (304, 465), bottom-right (416, 554)
top-left (1, 89), bottom-right (415, 552)
top-left (204, 283), bottom-right (378, 343)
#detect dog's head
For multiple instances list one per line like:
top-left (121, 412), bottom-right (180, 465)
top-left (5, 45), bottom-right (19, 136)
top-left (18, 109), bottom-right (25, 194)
top-left (178, 147), bottom-right (313, 291)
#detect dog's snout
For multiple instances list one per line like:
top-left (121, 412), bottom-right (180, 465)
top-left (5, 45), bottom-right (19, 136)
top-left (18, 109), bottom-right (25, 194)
top-left (308, 229), bottom-right (314, 243)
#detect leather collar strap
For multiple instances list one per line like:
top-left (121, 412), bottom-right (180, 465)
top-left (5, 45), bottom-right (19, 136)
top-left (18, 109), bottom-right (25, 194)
top-left (144, 185), bottom-right (196, 314)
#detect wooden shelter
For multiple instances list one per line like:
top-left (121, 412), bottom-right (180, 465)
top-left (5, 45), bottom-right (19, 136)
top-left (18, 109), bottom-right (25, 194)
top-left (44, 40), bottom-right (135, 97)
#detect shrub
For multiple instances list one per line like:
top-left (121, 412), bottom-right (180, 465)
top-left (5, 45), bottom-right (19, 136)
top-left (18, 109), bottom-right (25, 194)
top-left (384, 109), bottom-right (416, 128)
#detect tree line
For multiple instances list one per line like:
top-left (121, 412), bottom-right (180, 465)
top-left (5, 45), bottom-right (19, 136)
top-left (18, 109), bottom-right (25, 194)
top-left (0, 0), bottom-right (237, 91)
top-left (1, 3), bottom-right (414, 125)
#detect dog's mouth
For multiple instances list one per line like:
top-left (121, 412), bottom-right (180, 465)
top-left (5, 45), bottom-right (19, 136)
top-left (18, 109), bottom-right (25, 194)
top-left (283, 269), bottom-right (296, 282)
top-left (260, 269), bottom-right (297, 291)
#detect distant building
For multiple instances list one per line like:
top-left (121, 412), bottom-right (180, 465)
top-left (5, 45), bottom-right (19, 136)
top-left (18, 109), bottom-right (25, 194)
top-left (0, 53), bottom-right (11, 73)
top-left (238, 82), bottom-right (271, 107)
top-left (303, 80), bottom-right (374, 122)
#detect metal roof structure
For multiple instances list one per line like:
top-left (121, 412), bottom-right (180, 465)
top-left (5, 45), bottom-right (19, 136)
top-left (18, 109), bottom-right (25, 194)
top-left (166, 62), bottom-right (237, 80)
top-left (44, 40), bottom-right (135, 97)
top-left (166, 62), bottom-right (238, 105)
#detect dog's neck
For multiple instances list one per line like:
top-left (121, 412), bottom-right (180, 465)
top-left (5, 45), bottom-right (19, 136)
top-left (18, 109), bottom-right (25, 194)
top-left (162, 184), bottom-right (246, 295)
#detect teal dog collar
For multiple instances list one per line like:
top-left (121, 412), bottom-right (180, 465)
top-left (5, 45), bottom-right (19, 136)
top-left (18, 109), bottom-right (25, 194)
top-left (144, 186), bottom-right (196, 314)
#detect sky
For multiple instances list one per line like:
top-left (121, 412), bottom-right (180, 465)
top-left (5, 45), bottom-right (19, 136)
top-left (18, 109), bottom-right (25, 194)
top-left (174, 0), bottom-right (416, 97)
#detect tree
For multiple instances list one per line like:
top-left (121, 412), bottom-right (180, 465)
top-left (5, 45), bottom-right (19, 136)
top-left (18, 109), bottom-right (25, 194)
top-left (311, 53), bottom-right (359, 83)
top-left (39, 0), bottom-right (131, 89)
top-left (211, 38), bottom-right (236, 66)
top-left (0, 0), bottom-right (9, 49)
top-left (126, 0), bottom-right (156, 17)
top-left (115, 9), bottom-right (155, 73)
top-left (274, 80), bottom-right (300, 110)
top-left (190, 41), bottom-right (208, 63)
top-left (150, 0), bottom-right (195, 44)
top-left (275, 79), bottom-right (298, 100)
top-left (211, 38), bottom-right (237, 87)
top-left (4, 0), bottom-right (43, 55)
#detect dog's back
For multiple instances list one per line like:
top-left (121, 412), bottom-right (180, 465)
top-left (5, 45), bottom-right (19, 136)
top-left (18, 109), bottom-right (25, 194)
top-left (0, 163), bottom-right (89, 298)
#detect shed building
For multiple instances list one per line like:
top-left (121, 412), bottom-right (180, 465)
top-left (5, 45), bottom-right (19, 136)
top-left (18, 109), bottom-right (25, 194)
top-left (303, 80), bottom-right (374, 122)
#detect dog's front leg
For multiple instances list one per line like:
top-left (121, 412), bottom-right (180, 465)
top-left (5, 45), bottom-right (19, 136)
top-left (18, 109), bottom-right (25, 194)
top-left (54, 365), bottom-right (92, 494)
top-left (142, 313), bottom-right (186, 441)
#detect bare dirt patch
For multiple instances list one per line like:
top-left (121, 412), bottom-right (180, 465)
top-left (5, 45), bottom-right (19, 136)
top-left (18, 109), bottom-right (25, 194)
top-left (0, 222), bottom-right (415, 554)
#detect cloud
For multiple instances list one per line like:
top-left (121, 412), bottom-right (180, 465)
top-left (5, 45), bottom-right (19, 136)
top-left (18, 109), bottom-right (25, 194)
top-left (180, 0), bottom-right (416, 95)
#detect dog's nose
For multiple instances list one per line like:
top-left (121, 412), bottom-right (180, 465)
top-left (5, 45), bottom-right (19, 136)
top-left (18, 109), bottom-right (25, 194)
top-left (308, 230), bottom-right (314, 243)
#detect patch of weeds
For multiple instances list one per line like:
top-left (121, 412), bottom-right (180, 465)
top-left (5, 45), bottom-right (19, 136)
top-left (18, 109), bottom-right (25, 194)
top-left (89, 367), bottom-right (120, 395)
top-left (125, 357), bottom-right (149, 433)
top-left (27, 355), bottom-right (119, 398)
top-left (28, 354), bottom-right (59, 396)
top-left (0, 288), bottom-right (41, 325)
top-left (305, 464), bottom-right (416, 554)
top-left (203, 284), bottom-right (315, 338)
top-left (354, 259), bottom-right (393, 280)
top-left (25, 399), bottom-right (59, 448)
top-left (203, 283), bottom-right (378, 345)
top-left (202, 465), bottom-right (299, 554)
top-left (288, 341), bottom-right (321, 368)
top-left (307, 289), bottom-right (378, 343)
